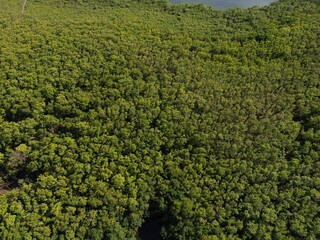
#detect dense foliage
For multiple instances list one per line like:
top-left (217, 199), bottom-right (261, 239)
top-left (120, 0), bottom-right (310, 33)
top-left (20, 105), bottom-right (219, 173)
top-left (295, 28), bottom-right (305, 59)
top-left (0, 0), bottom-right (319, 239)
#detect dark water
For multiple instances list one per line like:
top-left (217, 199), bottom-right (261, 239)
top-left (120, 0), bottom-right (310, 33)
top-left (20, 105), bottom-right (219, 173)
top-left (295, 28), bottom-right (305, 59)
top-left (170, 0), bottom-right (278, 9)
top-left (138, 218), bottom-right (162, 240)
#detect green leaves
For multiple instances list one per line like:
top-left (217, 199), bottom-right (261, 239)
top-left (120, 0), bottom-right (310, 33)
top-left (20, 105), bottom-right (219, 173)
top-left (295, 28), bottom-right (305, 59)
top-left (0, 0), bottom-right (319, 239)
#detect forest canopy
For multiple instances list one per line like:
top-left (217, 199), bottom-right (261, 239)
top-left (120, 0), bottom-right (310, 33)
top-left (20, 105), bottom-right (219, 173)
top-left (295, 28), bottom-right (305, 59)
top-left (0, 0), bottom-right (319, 239)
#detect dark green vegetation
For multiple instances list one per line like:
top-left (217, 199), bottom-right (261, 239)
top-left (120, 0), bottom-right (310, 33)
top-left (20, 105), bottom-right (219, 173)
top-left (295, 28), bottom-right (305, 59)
top-left (0, 0), bottom-right (319, 239)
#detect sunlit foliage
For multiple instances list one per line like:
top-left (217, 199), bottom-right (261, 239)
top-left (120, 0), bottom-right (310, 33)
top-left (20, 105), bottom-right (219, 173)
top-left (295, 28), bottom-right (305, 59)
top-left (0, 0), bottom-right (319, 239)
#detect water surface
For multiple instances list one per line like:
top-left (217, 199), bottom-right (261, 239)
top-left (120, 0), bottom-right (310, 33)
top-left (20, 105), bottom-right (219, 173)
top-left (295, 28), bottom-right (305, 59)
top-left (138, 218), bottom-right (162, 240)
top-left (170, 0), bottom-right (278, 9)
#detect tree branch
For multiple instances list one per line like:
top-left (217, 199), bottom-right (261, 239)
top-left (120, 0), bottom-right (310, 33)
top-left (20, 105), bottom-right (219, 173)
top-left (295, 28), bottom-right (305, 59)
top-left (21, 0), bottom-right (28, 16)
